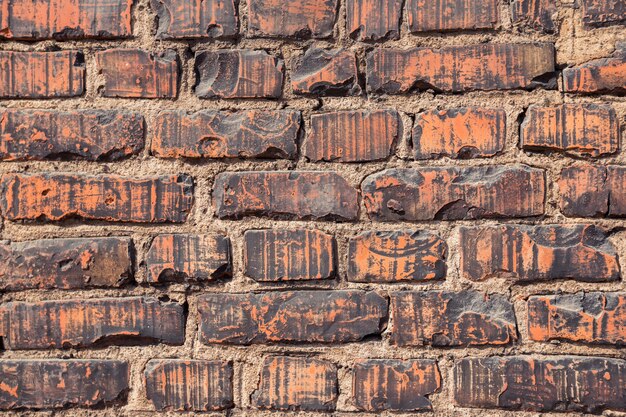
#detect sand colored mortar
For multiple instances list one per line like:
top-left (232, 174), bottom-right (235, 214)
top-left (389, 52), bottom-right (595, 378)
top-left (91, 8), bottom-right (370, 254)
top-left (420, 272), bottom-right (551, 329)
top-left (0, 0), bottom-right (626, 415)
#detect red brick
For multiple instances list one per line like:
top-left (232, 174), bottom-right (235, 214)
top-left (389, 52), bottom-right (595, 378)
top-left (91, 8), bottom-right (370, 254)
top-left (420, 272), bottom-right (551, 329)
top-left (151, 0), bottom-right (238, 39)
top-left (366, 43), bottom-right (555, 94)
top-left (0, 360), bottom-right (129, 410)
top-left (390, 291), bottom-right (516, 346)
top-left (195, 50), bottom-right (283, 98)
top-left (244, 229), bottom-right (335, 281)
top-left (251, 356), bottom-right (338, 411)
top-left (96, 49), bottom-right (179, 98)
top-left (0, 109), bottom-right (144, 161)
top-left (348, 230), bottom-right (447, 282)
top-left (353, 359), bottom-right (441, 412)
top-left (563, 46), bottom-right (626, 94)
top-left (247, 0), bottom-right (338, 38)
top-left (291, 48), bottom-right (360, 96)
top-left (413, 108), bottom-right (506, 159)
top-left (152, 110), bottom-right (299, 159)
top-left (512, 0), bottom-right (556, 32)
top-left (145, 234), bottom-right (231, 283)
top-left (521, 104), bottom-right (619, 157)
top-left (305, 110), bottom-right (399, 162)
top-left (198, 290), bottom-right (387, 344)
top-left (213, 171), bottom-right (358, 221)
top-left (581, 0), bottom-right (626, 27)
top-left (559, 165), bottom-right (626, 217)
top-left (460, 225), bottom-right (620, 283)
top-left (362, 166), bottom-right (545, 221)
top-left (145, 360), bottom-right (233, 411)
top-left (0, 237), bottom-right (133, 291)
top-left (346, 0), bottom-right (402, 40)
top-left (0, 173), bottom-right (194, 223)
top-left (0, 51), bottom-right (84, 98)
top-left (407, 0), bottom-right (498, 32)
top-left (454, 356), bottom-right (626, 412)
top-left (0, 0), bottom-right (132, 40)
top-left (528, 292), bottom-right (626, 345)
top-left (0, 297), bottom-right (185, 349)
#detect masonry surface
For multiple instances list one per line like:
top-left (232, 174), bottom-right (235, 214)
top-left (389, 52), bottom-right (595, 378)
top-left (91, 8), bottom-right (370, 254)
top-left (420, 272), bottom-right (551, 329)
top-left (0, 0), bottom-right (625, 415)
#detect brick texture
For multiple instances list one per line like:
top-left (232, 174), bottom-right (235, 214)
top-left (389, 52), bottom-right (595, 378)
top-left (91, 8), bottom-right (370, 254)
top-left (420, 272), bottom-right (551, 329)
top-left (346, 0), bottom-right (402, 40)
top-left (559, 165), bottom-right (626, 217)
top-left (291, 48), bottom-right (360, 96)
top-left (406, 0), bottom-right (499, 32)
top-left (247, 0), bottom-right (339, 38)
top-left (563, 45), bottom-right (625, 94)
top-left (151, 0), bottom-right (238, 39)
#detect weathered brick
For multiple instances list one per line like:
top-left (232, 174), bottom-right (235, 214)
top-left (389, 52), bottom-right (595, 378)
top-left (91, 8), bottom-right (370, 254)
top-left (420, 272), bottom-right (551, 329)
top-left (305, 110), bottom-right (399, 162)
top-left (151, 0), bottom-right (238, 39)
top-left (353, 359), bottom-right (441, 412)
top-left (413, 108), bottom-right (506, 159)
top-left (0, 237), bottom-right (133, 291)
top-left (291, 48), bottom-right (360, 96)
top-left (559, 165), bottom-right (626, 217)
top-left (0, 297), bottom-right (185, 349)
top-left (247, 0), bottom-right (338, 38)
top-left (0, 0), bottom-right (132, 40)
top-left (390, 291), bottom-right (516, 346)
top-left (152, 110), bottom-right (299, 159)
top-left (251, 356), bottom-right (338, 411)
top-left (244, 229), bottom-right (335, 281)
top-left (0, 109), bottom-right (144, 161)
top-left (454, 356), bottom-right (626, 413)
top-left (145, 234), bottom-right (231, 283)
top-left (362, 166), bottom-right (545, 221)
top-left (0, 360), bottom-right (129, 409)
top-left (213, 171), bottom-right (358, 221)
top-left (366, 43), bottom-right (555, 94)
top-left (195, 50), bottom-right (283, 98)
top-left (0, 51), bottom-right (84, 98)
top-left (346, 0), bottom-right (402, 40)
top-left (581, 0), bottom-right (626, 27)
top-left (348, 231), bottom-right (447, 282)
top-left (198, 290), bottom-right (388, 344)
top-left (96, 49), bottom-right (179, 98)
top-left (563, 46), bottom-right (626, 94)
top-left (460, 225), bottom-right (620, 283)
top-left (521, 104), bottom-right (619, 157)
top-left (511, 0), bottom-right (556, 32)
top-left (528, 292), bottom-right (626, 344)
top-left (0, 173), bottom-right (194, 223)
top-left (407, 0), bottom-right (498, 32)
top-left (145, 360), bottom-right (233, 411)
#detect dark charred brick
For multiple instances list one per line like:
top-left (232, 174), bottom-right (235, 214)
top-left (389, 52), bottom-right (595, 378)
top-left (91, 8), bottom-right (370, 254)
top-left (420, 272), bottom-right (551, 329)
top-left (362, 166), bottom-right (545, 221)
top-left (0, 172), bottom-right (194, 223)
top-left (521, 104), bottom-right (620, 157)
top-left (247, 0), bottom-right (339, 38)
top-left (0, 51), bottom-right (84, 98)
top-left (96, 49), bottom-right (179, 98)
top-left (366, 43), bottom-right (556, 94)
top-left (195, 50), bottom-right (283, 99)
top-left (151, 0), bottom-right (238, 39)
top-left (512, 0), bottom-right (556, 32)
top-left (145, 360), bottom-right (233, 411)
top-left (0, 297), bottom-right (185, 349)
top-left (244, 229), bottom-right (335, 281)
top-left (0, 360), bottom-right (129, 409)
top-left (563, 46), bottom-right (626, 94)
top-left (559, 165), bottom-right (626, 217)
top-left (413, 108), bottom-right (506, 159)
top-left (581, 0), bottom-right (626, 27)
top-left (251, 356), bottom-right (338, 411)
top-left (0, 109), bottom-right (144, 161)
top-left (305, 110), bottom-right (399, 162)
top-left (152, 110), bottom-right (299, 159)
top-left (460, 225), bottom-right (620, 283)
top-left (145, 234), bottom-right (231, 283)
top-left (353, 359), bottom-right (441, 412)
top-left (348, 231), bottom-right (447, 282)
top-left (390, 291), bottom-right (517, 347)
top-left (213, 171), bottom-right (358, 221)
top-left (291, 48), bottom-right (360, 96)
top-left (407, 0), bottom-right (498, 32)
top-left (0, 237), bottom-right (132, 291)
top-left (198, 290), bottom-right (388, 344)
top-left (454, 356), bottom-right (626, 413)
top-left (346, 0), bottom-right (402, 40)
top-left (528, 292), bottom-right (626, 344)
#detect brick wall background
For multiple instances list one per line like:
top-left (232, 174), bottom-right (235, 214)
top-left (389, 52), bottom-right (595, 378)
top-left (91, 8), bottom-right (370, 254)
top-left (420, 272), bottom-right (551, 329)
top-left (0, 0), bottom-right (625, 415)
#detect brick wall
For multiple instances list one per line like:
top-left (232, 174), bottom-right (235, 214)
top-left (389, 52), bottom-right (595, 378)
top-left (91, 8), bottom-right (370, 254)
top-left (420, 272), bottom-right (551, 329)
top-left (0, 0), bottom-right (625, 415)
